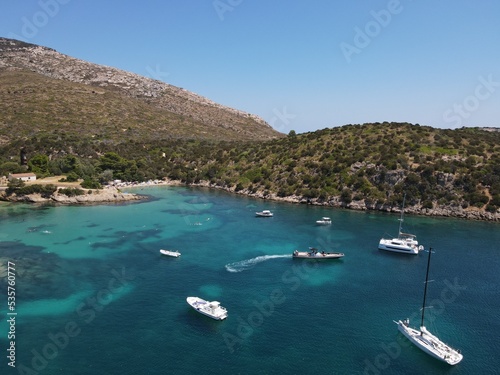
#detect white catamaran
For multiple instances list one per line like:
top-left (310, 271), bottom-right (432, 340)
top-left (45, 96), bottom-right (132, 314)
top-left (379, 194), bottom-right (424, 255)
top-left (394, 248), bottom-right (463, 365)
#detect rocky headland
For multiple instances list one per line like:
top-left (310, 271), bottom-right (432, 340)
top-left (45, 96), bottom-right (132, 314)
top-left (0, 186), bottom-right (147, 205)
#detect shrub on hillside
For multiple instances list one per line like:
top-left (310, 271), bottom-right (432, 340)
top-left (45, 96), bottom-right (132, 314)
top-left (340, 189), bottom-right (352, 203)
top-left (59, 172), bottom-right (79, 182)
top-left (5, 178), bottom-right (25, 195)
top-left (81, 179), bottom-right (102, 189)
top-left (58, 188), bottom-right (85, 197)
top-left (17, 184), bottom-right (57, 198)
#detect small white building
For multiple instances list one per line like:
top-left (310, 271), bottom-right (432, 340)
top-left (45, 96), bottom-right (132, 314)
top-left (8, 173), bottom-right (37, 182)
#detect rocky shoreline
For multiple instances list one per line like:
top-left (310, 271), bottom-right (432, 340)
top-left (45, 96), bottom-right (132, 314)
top-left (161, 179), bottom-right (500, 222)
top-left (0, 186), bottom-right (147, 205)
top-left (1, 180), bottom-right (499, 222)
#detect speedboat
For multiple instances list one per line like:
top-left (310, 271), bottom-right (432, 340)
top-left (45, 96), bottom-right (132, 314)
top-left (316, 217), bottom-right (332, 225)
top-left (186, 297), bottom-right (228, 320)
top-left (255, 210), bottom-right (273, 217)
top-left (160, 249), bottom-right (181, 257)
top-left (293, 247), bottom-right (344, 259)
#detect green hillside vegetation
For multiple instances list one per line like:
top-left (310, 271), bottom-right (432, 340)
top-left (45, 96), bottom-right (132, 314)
top-left (2, 122), bottom-right (500, 215)
top-left (155, 123), bottom-right (500, 212)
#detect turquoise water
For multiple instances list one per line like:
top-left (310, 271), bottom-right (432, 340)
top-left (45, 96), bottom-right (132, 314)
top-left (0, 186), bottom-right (499, 374)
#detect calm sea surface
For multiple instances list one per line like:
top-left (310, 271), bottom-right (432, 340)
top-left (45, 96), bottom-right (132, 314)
top-left (1, 186), bottom-right (499, 375)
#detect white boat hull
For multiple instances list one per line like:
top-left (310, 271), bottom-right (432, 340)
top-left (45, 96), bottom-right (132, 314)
top-left (316, 217), bottom-right (332, 225)
top-left (186, 297), bottom-right (228, 320)
top-left (379, 193), bottom-right (424, 255)
top-left (160, 249), bottom-right (181, 257)
top-left (255, 211), bottom-right (273, 217)
top-left (396, 320), bottom-right (463, 365)
top-left (378, 238), bottom-right (421, 255)
top-left (292, 250), bottom-right (344, 259)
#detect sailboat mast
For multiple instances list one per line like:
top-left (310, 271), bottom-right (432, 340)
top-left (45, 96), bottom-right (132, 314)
top-left (398, 193), bottom-right (406, 235)
top-left (421, 247), bottom-right (432, 328)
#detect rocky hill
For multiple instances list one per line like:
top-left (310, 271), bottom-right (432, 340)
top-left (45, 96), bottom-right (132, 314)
top-left (1, 38), bottom-right (499, 221)
top-left (146, 122), bottom-right (500, 221)
top-left (0, 37), bottom-right (282, 143)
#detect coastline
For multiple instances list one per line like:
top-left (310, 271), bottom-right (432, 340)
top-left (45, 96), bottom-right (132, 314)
top-left (1, 178), bottom-right (499, 222)
top-left (0, 186), bottom-right (148, 205)
top-left (149, 179), bottom-right (500, 222)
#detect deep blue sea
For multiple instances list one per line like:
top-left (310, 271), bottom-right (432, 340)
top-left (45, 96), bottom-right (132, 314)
top-left (1, 186), bottom-right (499, 375)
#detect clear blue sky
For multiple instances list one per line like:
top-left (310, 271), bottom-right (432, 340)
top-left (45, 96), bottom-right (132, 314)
top-left (2, 0), bottom-right (499, 134)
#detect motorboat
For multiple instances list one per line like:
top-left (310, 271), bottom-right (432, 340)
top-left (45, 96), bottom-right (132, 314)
top-left (293, 247), bottom-right (344, 259)
top-left (186, 297), bottom-right (228, 320)
top-left (255, 210), bottom-right (273, 217)
top-left (394, 248), bottom-right (463, 365)
top-left (379, 194), bottom-right (423, 255)
top-left (316, 217), bottom-right (332, 225)
top-left (160, 249), bottom-right (181, 257)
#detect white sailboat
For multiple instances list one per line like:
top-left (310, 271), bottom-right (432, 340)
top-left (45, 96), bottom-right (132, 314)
top-left (379, 194), bottom-right (423, 255)
top-left (394, 248), bottom-right (463, 365)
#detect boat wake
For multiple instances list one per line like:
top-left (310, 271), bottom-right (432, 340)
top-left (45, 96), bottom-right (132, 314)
top-left (225, 254), bottom-right (291, 273)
